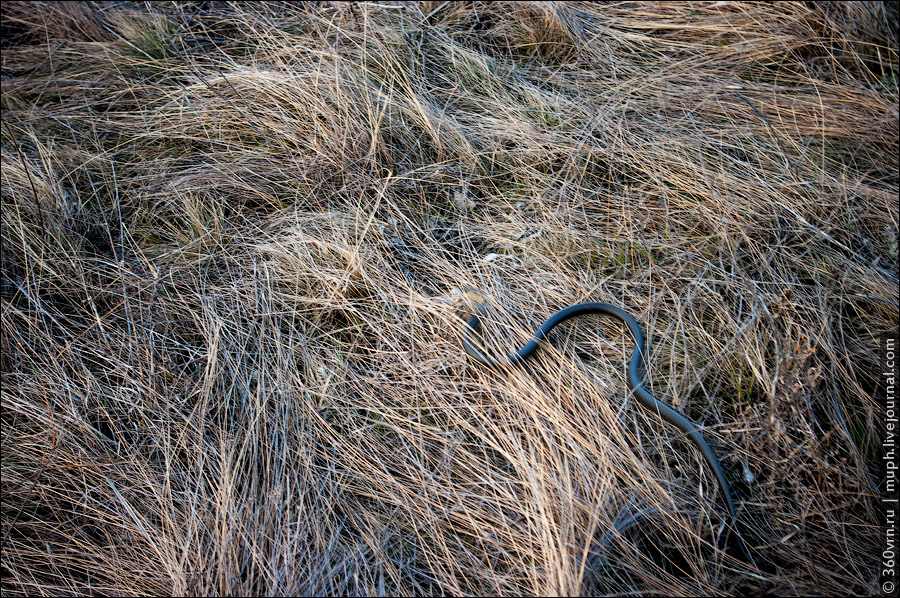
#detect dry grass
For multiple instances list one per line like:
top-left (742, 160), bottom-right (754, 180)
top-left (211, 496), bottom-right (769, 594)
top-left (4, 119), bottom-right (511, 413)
top-left (1, 1), bottom-right (897, 596)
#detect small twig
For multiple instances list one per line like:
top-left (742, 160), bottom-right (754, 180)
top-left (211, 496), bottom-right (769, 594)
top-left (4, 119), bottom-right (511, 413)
top-left (732, 90), bottom-right (790, 171)
top-left (3, 122), bottom-right (47, 239)
top-left (46, 459), bottom-right (122, 472)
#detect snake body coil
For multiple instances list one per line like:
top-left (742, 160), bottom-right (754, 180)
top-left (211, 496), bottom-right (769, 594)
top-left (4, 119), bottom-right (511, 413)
top-left (463, 301), bottom-right (753, 564)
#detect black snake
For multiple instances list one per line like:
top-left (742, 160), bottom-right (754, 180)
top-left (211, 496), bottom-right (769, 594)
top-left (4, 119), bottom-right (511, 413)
top-left (462, 299), bottom-right (754, 564)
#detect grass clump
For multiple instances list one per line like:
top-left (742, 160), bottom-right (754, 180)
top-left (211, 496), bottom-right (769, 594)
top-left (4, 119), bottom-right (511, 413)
top-left (2, 2), bottom-right (897, 596)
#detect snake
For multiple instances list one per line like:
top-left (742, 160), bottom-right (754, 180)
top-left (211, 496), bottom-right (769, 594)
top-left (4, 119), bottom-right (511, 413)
top-left (462, 300), bottom-right (754, 564)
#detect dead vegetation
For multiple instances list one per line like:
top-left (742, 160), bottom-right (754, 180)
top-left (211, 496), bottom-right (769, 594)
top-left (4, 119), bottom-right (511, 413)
top-left (1, 1), bottom-right (898, 596)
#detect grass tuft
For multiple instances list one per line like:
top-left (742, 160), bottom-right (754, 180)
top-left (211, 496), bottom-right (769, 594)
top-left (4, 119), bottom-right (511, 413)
top-left (2, 2), bottom-right (897, 596)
